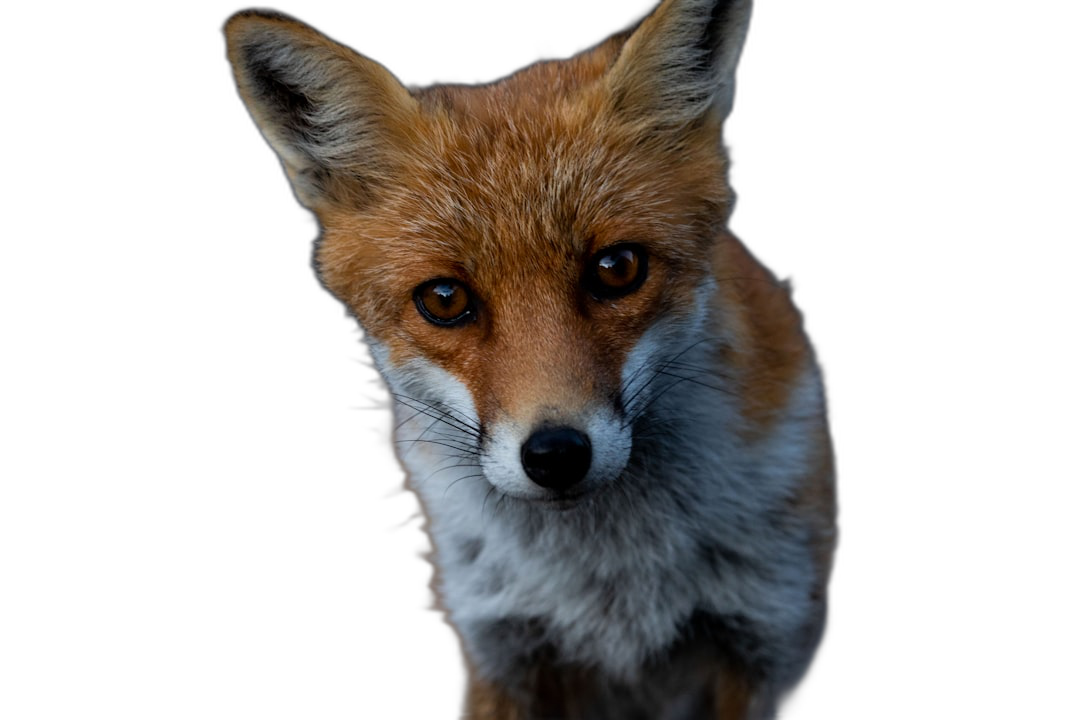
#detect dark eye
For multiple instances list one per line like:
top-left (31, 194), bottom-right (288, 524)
top-left (414, 279), bottom-right (475, 327)
top-left (587, 243), bottom-right (648, 299)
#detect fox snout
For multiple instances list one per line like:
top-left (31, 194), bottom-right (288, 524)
top-left (478, 401), bottom-right (632, 502)
top-left (520, 426), bottom-right (592, 491)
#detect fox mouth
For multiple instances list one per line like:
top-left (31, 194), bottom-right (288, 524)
top-left (501, 484), bottom-right (596, 509)
top-left (532, 488), bottom-right (597, 510)
top-left (483, 470), bottom-right (618, 511)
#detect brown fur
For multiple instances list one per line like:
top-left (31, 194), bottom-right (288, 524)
top-left (465, 656), bottom-right (756, 720)
top-left (710, 235), bottom-right (811, 430)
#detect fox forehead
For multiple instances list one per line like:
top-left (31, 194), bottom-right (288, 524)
top-left (315, 86), bottom-right (729, 338)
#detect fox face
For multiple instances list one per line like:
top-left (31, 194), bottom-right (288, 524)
top-left (227, 2), bottom-right (745, 504)
top-left (226, 0), bottom-right (835, 715)
top-left (322, 105), bottom-right (731, 503)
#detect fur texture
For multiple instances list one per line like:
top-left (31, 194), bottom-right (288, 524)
top-left (225, 1), bottom-right (836, 717)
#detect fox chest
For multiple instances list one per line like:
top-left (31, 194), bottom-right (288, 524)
top-left (444, 530), bottom-right (769, 720)
top-left (434, 516), bottom-right (797, 720)
top-left (423, 481), bottom-right (750, 684)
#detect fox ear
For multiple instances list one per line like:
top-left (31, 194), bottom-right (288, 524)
top-left (224, 11), bottom-right (418, 209)
top-left (607, 0), bottom-right (751, 132)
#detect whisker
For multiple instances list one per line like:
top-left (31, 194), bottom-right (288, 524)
top-left (394, 437), bottom-right (479, 456)
top-left (481, 486), bottom-right (499, 525)
top-left (393, 404), bottom-right (433, 433)
top-left (444, 473), bottom-right (487, 497)
top-left (659, 360), bottom-right (734, 379)
top-left (651, 370), bottom-right (736, 397)
top-left (392, 392), bottom-right (481, 434)
top-left (391, 393), bottom-right (482, 440)
top-left (625, 374), bottom-right (691, 427)
top-left (396, 414), bottom-right (449, 459)
top-left (621, 337), bottom-right (721, 411)
top-left (427, 428), bottom-right (480, 445)
top-left (431, 397), bottom-right (484, 434)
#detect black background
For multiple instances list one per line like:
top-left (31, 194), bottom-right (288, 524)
top-left (97, 2), bottom-right (946, 716)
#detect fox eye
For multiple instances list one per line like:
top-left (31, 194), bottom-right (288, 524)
top-left (587, 244), bottom-right (648, 299)
top-left (414, 279), bottom-right (475, 327)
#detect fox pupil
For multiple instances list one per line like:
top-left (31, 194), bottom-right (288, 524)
top-left (600, 252), bottom-right (633, 282)
top-left (432, 284), bottom-right (457, 307)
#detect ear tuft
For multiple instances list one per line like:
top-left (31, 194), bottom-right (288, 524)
top-left (224, 10), bottom-right (418, 209)
top-left (607, 0), bottom-right (752, 133)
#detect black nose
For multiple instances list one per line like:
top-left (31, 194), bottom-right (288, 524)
top-left (521, 427), bottom-right (592, 491)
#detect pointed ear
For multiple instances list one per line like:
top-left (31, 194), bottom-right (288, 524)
top-left (606, 0), bottom-right (751, 132)
top-left (224, 11), bottom-right (419, 209)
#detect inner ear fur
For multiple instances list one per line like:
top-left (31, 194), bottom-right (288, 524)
top-left (224, 10), bottom-right (419, 209)
top-left (606, 0), bottom-right (752, 134)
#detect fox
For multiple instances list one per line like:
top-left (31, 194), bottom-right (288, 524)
top-left (225, 0), bottom-right (835, 717)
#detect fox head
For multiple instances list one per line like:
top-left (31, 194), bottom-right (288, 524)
top-left (225, 0), bottom-right (781, 504)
